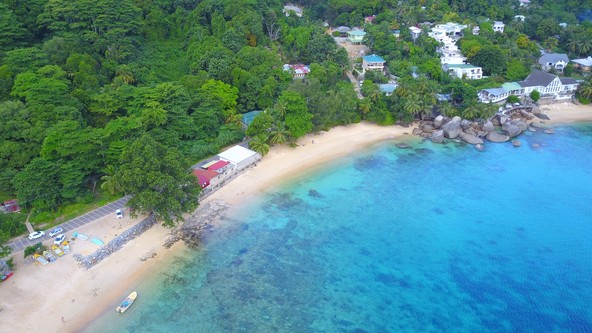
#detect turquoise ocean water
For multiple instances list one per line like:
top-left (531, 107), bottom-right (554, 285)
top-left (86, 124), bottom-right (592, 333)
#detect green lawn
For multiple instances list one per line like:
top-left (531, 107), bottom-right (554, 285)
top-left (29, 191), bottom-right (122, 229)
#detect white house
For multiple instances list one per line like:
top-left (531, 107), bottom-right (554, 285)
top-left (472, 26), bottom-right (480, 35)
top-left (514, 15), bottom-right (526, 21)
top-left (283, 64), bottom-right (310, 78)
top-left (479, 88), bottom-right (510, 103)
top-left (479, 71), bottom-right (579, 103)
top-left (218, 145), bottom-right (261, 171)
top-left (538, 53), bottom-right (569, 72)
top-left (433, 22), bottom-right (467, 36)
top-left (519, 0), bottom-right (530, 7)
top-left (362, 54), bottom-right (386, 73)
top-left (283, 4), bottom-right (303, 17)
top-left (517, 70), bottom-right (578, 98)
top-left (572, 56), bottom-right (592, 71)
top-left (409, 26), bottom-right (422, 40)
top-left (347, 29), bottom-right (366, 44)
top-left (444, 64), bottom-right (483, 79)
top-left (493, 21), bottom-right (505, 33)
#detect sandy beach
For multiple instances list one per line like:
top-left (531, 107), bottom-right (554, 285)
top-left (1, 106), bottom-right (591, 332)
top-left (539, 102), bottom-right (592, 124)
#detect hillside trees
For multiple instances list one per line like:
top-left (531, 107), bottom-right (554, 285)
top-left (114, 135), bottom-right (200, 227)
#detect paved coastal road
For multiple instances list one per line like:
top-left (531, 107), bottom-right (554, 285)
top-left (8, 196), bottom-right (130, 252)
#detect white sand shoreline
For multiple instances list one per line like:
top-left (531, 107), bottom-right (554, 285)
top-left (1, 104), bottom-right (591, 332)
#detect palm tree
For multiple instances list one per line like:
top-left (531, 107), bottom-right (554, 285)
top-left (269, 122), bottom-right (289, 145)
top-left (359, 98), bottom-right (372, 115)
top-left (461, 103), bottom-right (479, 120)
top-left (100, 165), bottom-right (121, 195)
top-left (249, 135), bottom-right (270, 156)
top-left (275, 100), bottom-right (287, 120)
top-left (577, 78), bottom-right (592, 100)
top-left (438, 102), bottom-right (457, 117)
top-left (403, 95), bottom-right (422, 119)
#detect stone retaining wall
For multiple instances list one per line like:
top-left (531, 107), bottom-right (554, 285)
top-left (73, 214), bottom-right (156, 269)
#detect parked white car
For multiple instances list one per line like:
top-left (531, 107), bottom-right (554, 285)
top-left (49, 227), bottom-right (63, 237)
top-left (53, 234), bottom-right (66, 245)
top-left (116, 209), bottom-right (123, 219)
top-left (28, 231), bottom-right (45, 241)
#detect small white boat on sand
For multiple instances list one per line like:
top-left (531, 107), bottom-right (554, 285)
top-left (116, 292), bottom-right (137, 314)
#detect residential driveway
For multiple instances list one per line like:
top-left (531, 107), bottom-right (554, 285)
top-left (8, 196), bottom-right (130, 253)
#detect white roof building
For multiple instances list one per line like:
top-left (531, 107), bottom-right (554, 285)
top-left (283, 4), bottom-right (303, 17)
top-left (428, 22), bottom-right (468, 65)
top-left (493, 21), bottom-right (505, 33)
top-left (218, 145), bottom-right (262, 171)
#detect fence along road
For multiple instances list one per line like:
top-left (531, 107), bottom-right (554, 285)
top-left (8, 196), bottom-right (130, 253)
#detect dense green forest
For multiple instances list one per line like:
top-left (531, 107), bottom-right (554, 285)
top-left (1, 0), bottom-right (591, 240)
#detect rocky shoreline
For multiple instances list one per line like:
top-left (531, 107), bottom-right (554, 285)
top-left (412, 109), bottom-right (555, 150)
top-left (164, 200), bottom-right (228, 248)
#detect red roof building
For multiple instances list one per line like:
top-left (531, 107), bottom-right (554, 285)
top-left (192, 169), bottom-right (219, 188)
top-left (3, 200), bottom-right (20, 212)
top-left (207, 160), bottom-right (230, 172)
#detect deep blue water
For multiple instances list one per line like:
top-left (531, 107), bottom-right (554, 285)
top-left (86, 124), bottom-right (592, 333)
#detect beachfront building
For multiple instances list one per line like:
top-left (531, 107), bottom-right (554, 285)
top-left (193, 169), bottom-right (221, 188)
top-left (409, 26), bottom-right (422, 40)
top-left (218, 145), bottom-right (262, 171)
top-left (479, 88), bottom-right (511, 104)
top-left (283, 4), bottom-right (303, 17)
top-left (283, 64), bottom-right (310, 78)
top-left (347, 29), bottom-right (366, 44)
top-left (518, 70), bottom-right (579, 98)
top-left (493, 21), bottom-right (505, 33)
top-left (202, 160), bottom-right (231, 174)
top-left (478, 70), bottom-right (579, 103)
top-left (572, 56), bottom-right (592, 71)
top-left (538, 53), bottom-right (569, 72)
top-left (444, 64), bottom-right (483, 80)
top-left (362, 54), bottom-right (386, 73)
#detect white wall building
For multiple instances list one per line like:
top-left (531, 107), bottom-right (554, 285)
top-left (444, 64), bottom-right (483, 79)
top-left (409, 26), bottom-right (422, 40)
top-left (493, 21), bottom-right (505, 33)
top-left (218, 145), bottom-right (262, 171)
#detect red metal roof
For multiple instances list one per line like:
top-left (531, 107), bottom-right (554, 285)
top-left (3, 199), bottom-right (20, 212)
top-left (207, 160), bottom-right (230, 171)
top-left (192, 169), bottom-right (219, 188)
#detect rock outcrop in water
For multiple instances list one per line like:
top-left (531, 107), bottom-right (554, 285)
top-left (414, 108), bottom-right (553, 148)
top-left (165, 200), bottom-right (228, 248)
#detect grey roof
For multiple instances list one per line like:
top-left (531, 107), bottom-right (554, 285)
top-left (538, 53), bottom-right (569, 66)
top-left (560, 77), bottom-right (578, 85)
top-left (483, 88), bottom-right (507, 96)
top-left (335, 26), bottom-right (351, 33)
top-left (518, 70), bottom-right (557, 88)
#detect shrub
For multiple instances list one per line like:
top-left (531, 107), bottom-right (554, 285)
top-left (507, 95), bottom-right (520, 104)
top-left (530, 90), bottom-right (541, 103)
top-left (24, 242), bottom-right (43, 258)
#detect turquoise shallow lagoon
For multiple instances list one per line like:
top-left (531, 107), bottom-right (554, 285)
top-left (86, 124), bottom-right (592, 333)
